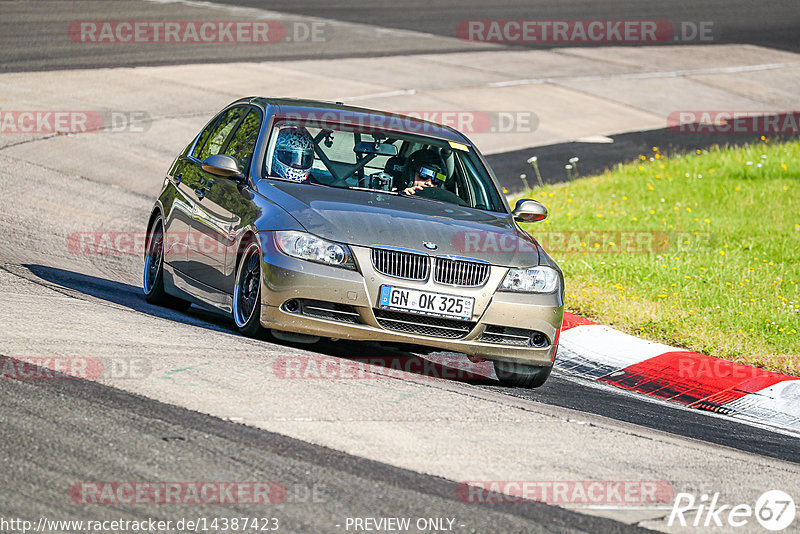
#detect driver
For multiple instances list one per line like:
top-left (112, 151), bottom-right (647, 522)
top-left (402, 150), bottom-right (447, 195)
top-left (272, 125), bottom-right (315, 182)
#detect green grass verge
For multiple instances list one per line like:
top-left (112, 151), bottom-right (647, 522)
top-left (516, 139), bottom-right (800, 375)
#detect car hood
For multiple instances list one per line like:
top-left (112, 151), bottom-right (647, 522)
top-left (258, 180), bottom-right (541, 267)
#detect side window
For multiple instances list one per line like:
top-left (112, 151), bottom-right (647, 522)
top-left (195, 106), bottom-right (247, 161)
top-left (224, 109), bottom-right (261, 171)
top-left (191, 117), bottom-right (220, 159)
top-left (321, 131), bottom-right (356, 164)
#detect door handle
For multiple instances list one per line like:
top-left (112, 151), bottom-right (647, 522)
top-left (194, 188), bottom-right (205, 200)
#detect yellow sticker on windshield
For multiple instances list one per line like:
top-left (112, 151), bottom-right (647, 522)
top-left (448, 141), bottom-right (469, 151)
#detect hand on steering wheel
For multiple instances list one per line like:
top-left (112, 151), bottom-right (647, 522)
top-left (402, 182), bottom-right (433, 195)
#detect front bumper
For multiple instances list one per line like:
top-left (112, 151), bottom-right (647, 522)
top-left (258, 239), bottom-right (564, 366)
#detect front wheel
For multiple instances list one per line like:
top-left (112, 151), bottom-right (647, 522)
top-left (233, 241), bottom-right (266, 338)
top-left (493, 361), bottom-right (552, 389)
top-left (143, 217), bottom-right (190, 310)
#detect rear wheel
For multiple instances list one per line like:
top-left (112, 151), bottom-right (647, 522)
top-left (493, 360), bottom-right (552, 389)
top-left (233, 241), bottom-right (266, 338)
top-left (143, 217), bottom-right (190, 310)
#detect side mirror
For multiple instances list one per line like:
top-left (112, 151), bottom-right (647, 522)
top-left (202, 154), bottom-right (245, 180)
top-left (512, 199), bottom-right (548, 222)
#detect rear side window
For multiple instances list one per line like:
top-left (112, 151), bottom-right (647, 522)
top-left (224, 109), bottom-right (262, 170)
top-left (193, 106), bottom-right (247, 160)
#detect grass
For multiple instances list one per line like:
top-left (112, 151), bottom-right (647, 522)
top-left (516, 139), bottom-right (800, 376)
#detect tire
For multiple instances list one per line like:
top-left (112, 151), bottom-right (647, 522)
top-left (233, 240), bottom-right (266, 338)
top-left (493, 360), bottom-right (552, 388)
top-left (143, 217), bottom-right (191, 311)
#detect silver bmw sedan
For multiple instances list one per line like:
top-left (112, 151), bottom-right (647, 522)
top-left (143, 97), bottom-right (564, 388)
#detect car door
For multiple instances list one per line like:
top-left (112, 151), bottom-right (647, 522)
top-left (163, 115), bottom-right (223, 274)
top-left (211, 108), bottom-right (263, 292)
top-left (181, 105), bottom-right (247, 288)
top-left (162, 156), bottom-right (195, 274)
top-left (187, 105), bottom-right (261, 291)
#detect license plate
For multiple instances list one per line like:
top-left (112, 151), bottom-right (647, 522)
top-left (378, 285), bottom-right (474, 321)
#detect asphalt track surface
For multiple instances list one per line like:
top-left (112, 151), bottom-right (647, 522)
top-left (19, 265), bottom-right (800, 466)
top-left (219, 0), bottom-right (800, 53)
top-left (2, 1), bottom-right (800, 533)
top-left (3, 263), bottom-right (799, 532)
top-left (2, 356), bottom-right (642, 533)
top-left (487, 128), bottom-right (800, 193)
top-left (1, 0), bottom-right (799, 72)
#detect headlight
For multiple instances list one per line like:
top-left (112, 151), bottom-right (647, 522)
top-left (500, 266), bottom-right (559, 293)
top-left (274, 231), bottom-right (355, 270)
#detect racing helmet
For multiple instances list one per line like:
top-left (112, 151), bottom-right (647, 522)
top-left (272, 125), bottom-right (315, 182)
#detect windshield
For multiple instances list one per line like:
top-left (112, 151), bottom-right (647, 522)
top-left (263, 120), bottom-right (506, 213)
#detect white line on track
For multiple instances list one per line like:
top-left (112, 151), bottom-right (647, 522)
top-left (338, 89), bottom-right (418, 102)
top-left (488, 62), bottom-right (800, 87)
top-left (318, 61), bottom-right (800, 104)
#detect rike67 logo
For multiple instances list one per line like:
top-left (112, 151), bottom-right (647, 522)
top-left (669, 490), bottom-right (796, 531)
